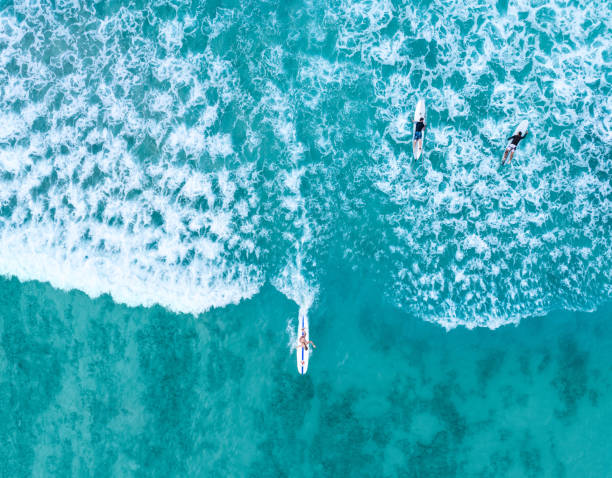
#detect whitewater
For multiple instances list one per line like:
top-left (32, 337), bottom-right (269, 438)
top-left (0, 0), bottom-right (610, 328)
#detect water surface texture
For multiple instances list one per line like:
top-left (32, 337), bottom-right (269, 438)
top-left (1, 0), bottom-right (610, 325)
top-left (0, 0), bottom-right (611, 475)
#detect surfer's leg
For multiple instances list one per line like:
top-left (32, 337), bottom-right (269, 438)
top-left (504, 145), bottom-right (515, 164)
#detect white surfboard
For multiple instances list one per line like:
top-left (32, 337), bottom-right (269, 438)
top-left (296, 309), bottom-right (310, 375)
top-left (413, 99), bottom-right (426, 159)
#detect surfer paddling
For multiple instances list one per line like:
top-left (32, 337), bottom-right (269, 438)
top-left (297, 331), bottom-right (316, 351)
top-left (413, 116), bottom-right (426, 155)
top-left (502, 129), bottom-right (528, 165)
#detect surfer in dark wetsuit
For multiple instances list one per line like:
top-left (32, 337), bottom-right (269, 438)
top-left (502, 130), bottom-right (528, 165)
top-left (413, 117), bottom-right (426, 154)
top-left (298, 332), bottom-right (316, 351)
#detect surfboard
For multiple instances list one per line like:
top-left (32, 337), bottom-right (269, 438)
top-left (296, 309), bottom-right (309, 375)
top-left (413, 99), bottom-right (426, 159)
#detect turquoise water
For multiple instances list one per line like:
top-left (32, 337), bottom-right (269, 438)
top-left (2, 278), bottom-right (612, 475)
top-left (1, 0), bottom-right (611, 475)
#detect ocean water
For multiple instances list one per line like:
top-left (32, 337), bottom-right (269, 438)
top-left (0, 0), bottom-right (610, 475)
top-left (2, 278), bottom-right (612, 476)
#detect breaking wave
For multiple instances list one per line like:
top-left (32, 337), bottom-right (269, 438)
top-left (0, 0), bottom-right (609, 327)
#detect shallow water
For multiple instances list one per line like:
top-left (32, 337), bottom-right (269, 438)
top-left (1, 277), bottom-right (611, 476)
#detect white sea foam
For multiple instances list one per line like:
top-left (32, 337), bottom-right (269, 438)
top-left (0, 0), bottom-right (609, 329)
top-left (0, 6), bottom-right (271, 315)
top-left (364, 0), bottom-right (611, 327)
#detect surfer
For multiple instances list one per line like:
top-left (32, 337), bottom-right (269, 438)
top-left (413, 117), bottom-right (426, 154)
top-left (502, 130), bottom-right (528, 165)
top-left (298, 332), bottom-right (316, 351)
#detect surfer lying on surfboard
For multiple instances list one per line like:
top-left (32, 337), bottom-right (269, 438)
top-left (413, 117), bottom-right (426, 154)
top-left (297, 331), bottom-right (316, 351)
top-left (502, 130), bottom-right (528, 165)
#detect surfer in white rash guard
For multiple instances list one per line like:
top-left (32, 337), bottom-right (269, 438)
top-left (502, 130), bottom-right (528, 165)
top-left (298, 332), bottom-right (316, 351)
top-left (413, 117), bottom-right (426, 153)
